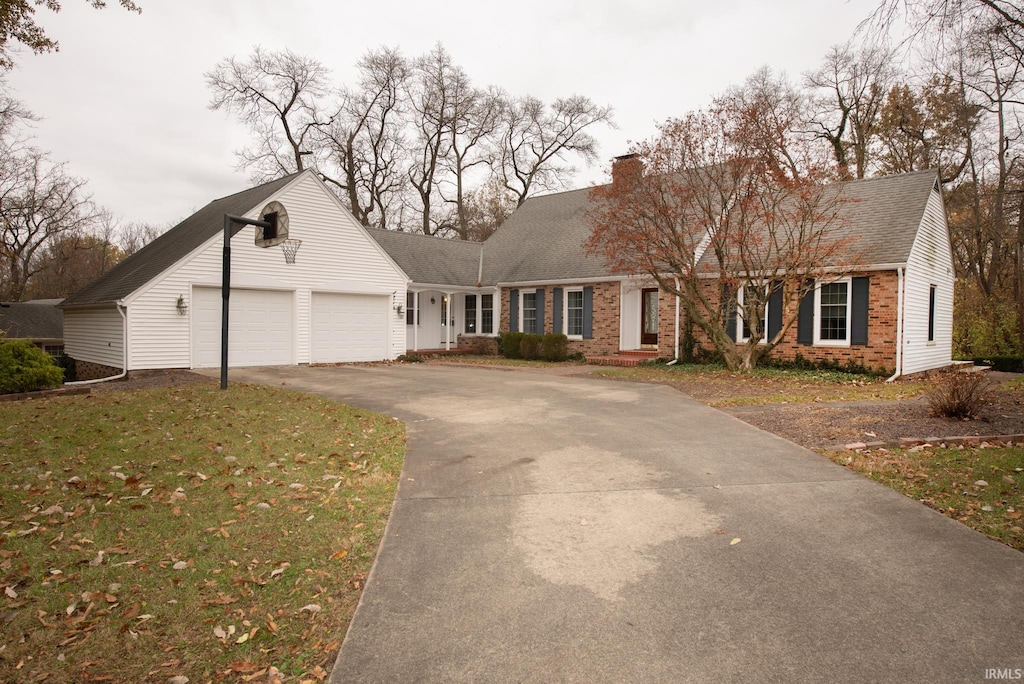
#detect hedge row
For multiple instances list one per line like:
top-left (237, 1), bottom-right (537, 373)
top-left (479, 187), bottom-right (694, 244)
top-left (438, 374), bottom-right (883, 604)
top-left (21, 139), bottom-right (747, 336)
top-left (0, 340), bottom-right (64, 394)
top-left (498, 332), bottom-right (569, 362)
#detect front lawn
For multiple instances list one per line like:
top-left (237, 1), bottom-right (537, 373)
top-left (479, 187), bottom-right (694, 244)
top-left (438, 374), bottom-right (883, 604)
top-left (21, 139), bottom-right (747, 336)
top-left (592, 363), bottom-right (927, 407)
top-left (830, 445), bottom-right (1024, 550)
top-left (0, 384), bottom-right (404, 683)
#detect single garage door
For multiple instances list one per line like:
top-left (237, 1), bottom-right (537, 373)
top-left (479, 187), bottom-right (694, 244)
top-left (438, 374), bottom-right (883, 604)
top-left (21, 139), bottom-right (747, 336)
top-left (311, 292), bottom-right (389, 363)
top-left (192, 287), bottom-right (294, 368)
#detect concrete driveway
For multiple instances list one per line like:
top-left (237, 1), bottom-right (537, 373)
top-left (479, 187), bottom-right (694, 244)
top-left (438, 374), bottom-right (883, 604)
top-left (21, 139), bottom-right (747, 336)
top-left (224, 364), bottom-right (1024, 683)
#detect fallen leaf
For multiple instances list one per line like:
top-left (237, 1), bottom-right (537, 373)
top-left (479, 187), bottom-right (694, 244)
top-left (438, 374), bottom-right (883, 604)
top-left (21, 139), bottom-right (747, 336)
top-left (214, 626), bottom-right (227, 640)
top-left (167, 677), bottom-right (189, 684)
top-left (329, 550), bottom-right (348, 561)
top-left (5, 586), bottom-right (17, 599)
top-left (730, 538), bottom-right (742, 545)
top-left (172, 561), bottom-right (188, 571)
top-left (300, 604), bottom-right (321, 615)
top-left (235, 632), bottom-right (249, 644)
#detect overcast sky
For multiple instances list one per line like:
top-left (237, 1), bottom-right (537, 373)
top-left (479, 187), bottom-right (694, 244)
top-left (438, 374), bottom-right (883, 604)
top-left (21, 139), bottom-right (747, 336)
top-left (6, 0), bottom-right (881, 229)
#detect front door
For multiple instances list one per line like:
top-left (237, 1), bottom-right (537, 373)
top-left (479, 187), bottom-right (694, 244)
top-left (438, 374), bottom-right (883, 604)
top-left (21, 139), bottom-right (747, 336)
top-left (641, 288), bottom-right (659, 346)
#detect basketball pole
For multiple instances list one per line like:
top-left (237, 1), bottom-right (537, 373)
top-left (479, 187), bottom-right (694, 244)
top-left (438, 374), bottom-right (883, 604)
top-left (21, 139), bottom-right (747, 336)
top-left (221, 213), bottom-right (276, 390)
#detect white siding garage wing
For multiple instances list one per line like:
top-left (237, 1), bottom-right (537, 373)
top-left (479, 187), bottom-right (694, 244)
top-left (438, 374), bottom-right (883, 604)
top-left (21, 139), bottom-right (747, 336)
top-left (191, 286), bottom-right (294, 368)
top-left (310, 293), bottom-right (390, 363)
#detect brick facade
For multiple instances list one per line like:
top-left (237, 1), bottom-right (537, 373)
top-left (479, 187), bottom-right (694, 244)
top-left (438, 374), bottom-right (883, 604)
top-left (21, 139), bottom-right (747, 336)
top-left (687, 271), bottom-right (899, 373)
top-left (456, 335), bottom-right (499, 355)
top-left (73, 359), bottom-right (122, 381)
top-left (498, 282), bottom-right (621, 356)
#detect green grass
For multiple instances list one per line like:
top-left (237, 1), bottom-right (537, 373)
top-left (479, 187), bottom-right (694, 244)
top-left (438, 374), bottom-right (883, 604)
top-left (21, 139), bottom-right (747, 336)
top-left (592, 363), bottom-right (927, 407)
top-left (830, 445), bottom-right (1024, 550)
top-left (0, 383), bottom-right (404, 683)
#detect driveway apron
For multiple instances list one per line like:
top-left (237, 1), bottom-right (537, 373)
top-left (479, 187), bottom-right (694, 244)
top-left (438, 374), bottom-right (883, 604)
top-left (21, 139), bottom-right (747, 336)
top-left (224, 364), bottom-right (1024, 683)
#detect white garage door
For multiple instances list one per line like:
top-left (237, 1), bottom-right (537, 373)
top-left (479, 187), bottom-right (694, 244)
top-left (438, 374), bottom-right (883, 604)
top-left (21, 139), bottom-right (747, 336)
top-left (192, 287), bottom-right (293, 368)
top-left (311, 293), bottom-right (389, 363)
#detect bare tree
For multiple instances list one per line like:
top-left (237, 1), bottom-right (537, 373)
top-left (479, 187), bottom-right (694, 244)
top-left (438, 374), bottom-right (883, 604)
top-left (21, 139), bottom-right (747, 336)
top-left (318, 47), bottom-right (409, 229)
top-left (25, 209), bottom-right (122, 298)
top-left (495, 94), bottom-right (615, 207)
top-left (206, 47), bottom-right (333, 181)
top-left (806, 42), bottom-right (897, 178)
top-left (0, 148), bottom-right (98, 301)
top-left (117, 220), bottom-right (162, 256)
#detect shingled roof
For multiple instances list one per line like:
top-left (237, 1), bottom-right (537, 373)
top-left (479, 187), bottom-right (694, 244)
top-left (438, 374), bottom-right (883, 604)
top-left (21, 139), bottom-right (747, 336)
top-left (0, 299), bottom-right (64, 340)
top-left (365, 229), bottom-right (483, 287)
top-left (61, 173), bottom-right (301, 308)
top-left (694, 169), bottom-right (940, 272)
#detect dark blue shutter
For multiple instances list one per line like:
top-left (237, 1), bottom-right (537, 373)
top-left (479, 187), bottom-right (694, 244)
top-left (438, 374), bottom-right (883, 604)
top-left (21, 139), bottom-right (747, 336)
top-left (722, 283), bottom-right (737, 342)
top-left (552, 288), bottom-right (563, 334)
top-left (536, 289), bottom-right (545, 334)
top-left (509, 289), bottom-right (519, 332)
top-left (851, 277), bottom-right (869, 346)
top-left (767, 283), bottom-right (783, 341)
top-left (797, 280), bottom-right (815, 345)
top-left (582, 286), bottom-right (594, 339)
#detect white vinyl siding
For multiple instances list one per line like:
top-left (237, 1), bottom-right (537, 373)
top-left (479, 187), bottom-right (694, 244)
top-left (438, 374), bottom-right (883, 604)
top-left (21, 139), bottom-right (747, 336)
top-left (903, 188), bottom-right (954, 375)
top-left (119, 172), bottom-right (406, 370)
top-left (63, 307), bottom-right (123, 368)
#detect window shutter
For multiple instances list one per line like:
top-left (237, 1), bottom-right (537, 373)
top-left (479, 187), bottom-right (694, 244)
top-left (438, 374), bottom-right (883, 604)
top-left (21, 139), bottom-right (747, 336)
top-left (797, 280), bottom-right (815, 345)
top-left (536, 289), bottom-right (545, 334)
top-left (509, 289), bottom-right (519, 332)
top-left (582, 286), bottom-right (594, 339)
top-left (722, 284), bottom-right (737, 342)
top-left (767, 283), bottom-right (783, 341)
top-left (552, 288), bottom-right (563, 334)
top-left (851, 277), bottom-right (870, 346)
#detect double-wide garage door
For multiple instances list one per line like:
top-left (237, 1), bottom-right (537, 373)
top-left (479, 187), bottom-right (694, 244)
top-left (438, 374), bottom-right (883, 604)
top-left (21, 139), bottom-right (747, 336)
top-left (191, 287), bottom-right (390, 368)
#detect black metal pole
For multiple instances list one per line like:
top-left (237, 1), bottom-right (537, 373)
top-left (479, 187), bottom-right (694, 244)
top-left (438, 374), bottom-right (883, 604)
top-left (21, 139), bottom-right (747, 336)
top-left (220, 214), bottom-right (274, 390)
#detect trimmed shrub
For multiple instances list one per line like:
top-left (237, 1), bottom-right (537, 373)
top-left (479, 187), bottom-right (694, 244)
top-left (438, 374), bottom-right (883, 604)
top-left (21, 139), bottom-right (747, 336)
top-left (971, 356), bottom-right (1024, 373)
top-left (927, 370), bottom-right (994, 419)
top-left (520, 334), bottom-right (542, 360)
top-left (500, 331), bottom-right (524, 359)
top-left (0, 340), bottom-right (64, 394)
top-left (397, 353), bottom-right (423, 363)
top-left (541, 334), bottom-right (568, 362)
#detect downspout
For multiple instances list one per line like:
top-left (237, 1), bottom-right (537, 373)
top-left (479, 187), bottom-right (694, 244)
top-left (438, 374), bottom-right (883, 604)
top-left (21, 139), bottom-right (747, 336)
top-left (886, 267), bottom-right (904, 382)
top-left (476, 246), bottom-right (484, 288)
top-left (667, 276), bottom-right (681, 365)
top-left (65, 302), bottom-right (129, 385)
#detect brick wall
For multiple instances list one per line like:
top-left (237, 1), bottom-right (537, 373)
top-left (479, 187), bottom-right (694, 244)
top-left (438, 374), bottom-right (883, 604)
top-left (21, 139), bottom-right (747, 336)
top-left (73, 359), bottom-right (122, 381)
top-left (688, 271), bottom-right (899, 372)
top-left (499, 282), bottom-right (621, 356)
top-left (456, 335), bottom-right (499, 354)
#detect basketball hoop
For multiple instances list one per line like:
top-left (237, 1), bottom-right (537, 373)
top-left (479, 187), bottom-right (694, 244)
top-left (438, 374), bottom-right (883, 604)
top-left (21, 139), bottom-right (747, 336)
top-left (280, 238), bottom-right (302, 264)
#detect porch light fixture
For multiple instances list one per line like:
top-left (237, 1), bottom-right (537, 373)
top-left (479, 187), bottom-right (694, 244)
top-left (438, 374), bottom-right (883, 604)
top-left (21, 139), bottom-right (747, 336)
top-left (394, 304), bottom-right (404, 317)
top-left (176, 294), bottom-right (187, 316)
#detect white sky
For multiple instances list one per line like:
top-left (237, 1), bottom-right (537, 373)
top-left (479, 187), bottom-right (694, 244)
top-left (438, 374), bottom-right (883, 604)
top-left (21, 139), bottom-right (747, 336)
top-left (6, 0), bottom-right (881, 228)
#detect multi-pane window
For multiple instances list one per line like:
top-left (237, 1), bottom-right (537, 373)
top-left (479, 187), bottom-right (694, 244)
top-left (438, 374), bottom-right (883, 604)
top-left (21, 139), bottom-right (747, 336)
top-left (406, 292), bottom-right (416, 325)
top-left (465, 295), bottom-right (477, 334)
top-left (566, 290), bottom-right (584, 337)
top-left (818, 282), bottom-right (848, 341)
top-left (522, 292), bottom-right (538, 334)
top-left (481, 294), bottom-right (493, 334)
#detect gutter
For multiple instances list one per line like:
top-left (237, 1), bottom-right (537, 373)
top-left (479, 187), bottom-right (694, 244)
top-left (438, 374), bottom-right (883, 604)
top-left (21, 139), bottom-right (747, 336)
top-left (886, 267), bottom-right (904, 382)
top-left (64, 302), bottom-right (129, 385)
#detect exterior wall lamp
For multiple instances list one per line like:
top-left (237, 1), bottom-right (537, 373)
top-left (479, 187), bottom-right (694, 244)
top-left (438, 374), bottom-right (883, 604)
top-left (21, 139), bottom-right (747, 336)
top-left (176, 294), bottom-right (188, 316)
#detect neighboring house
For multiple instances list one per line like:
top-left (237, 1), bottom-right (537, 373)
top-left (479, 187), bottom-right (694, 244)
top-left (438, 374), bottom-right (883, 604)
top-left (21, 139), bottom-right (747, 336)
top-left (0, 299), bottom-right (65, 356)
top-left (60, 171), bottom-right (408, 381)
top-left (61, 164), bottom-right (954, 380)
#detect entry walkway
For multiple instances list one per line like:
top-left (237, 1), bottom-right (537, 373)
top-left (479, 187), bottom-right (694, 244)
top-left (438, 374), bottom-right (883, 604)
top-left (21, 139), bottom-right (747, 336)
top-left (224, 364), bottom-right (1024, 683)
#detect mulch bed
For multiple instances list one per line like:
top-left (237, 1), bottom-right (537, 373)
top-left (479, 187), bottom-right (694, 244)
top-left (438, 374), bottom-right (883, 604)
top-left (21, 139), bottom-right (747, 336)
top-left (90, 369), bottom-right (217, 393)
top-left (726, 386), bottom-right (1024, 451)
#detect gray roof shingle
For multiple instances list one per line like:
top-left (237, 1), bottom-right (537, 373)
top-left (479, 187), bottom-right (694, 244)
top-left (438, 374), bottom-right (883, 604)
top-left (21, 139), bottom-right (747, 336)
top-left (365, 229), bottom-right (482, 287)
top-left (0, 299), bottom-right (64, 340)
top-left (61, 173), bottom-right (301, 308)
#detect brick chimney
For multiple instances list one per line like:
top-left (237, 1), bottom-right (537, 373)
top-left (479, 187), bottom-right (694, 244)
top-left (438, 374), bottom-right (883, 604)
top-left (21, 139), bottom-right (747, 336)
top-left (611, 153), bottom-right (642, 190)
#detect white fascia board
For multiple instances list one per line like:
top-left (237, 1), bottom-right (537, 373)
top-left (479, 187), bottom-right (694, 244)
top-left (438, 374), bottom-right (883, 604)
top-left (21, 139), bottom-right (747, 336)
top-left (496, 275), bottom-right (628, 288)
top-left (409, 283), bottom-right (496, 292)
top-left (694, 262), bottom-right (908, 280)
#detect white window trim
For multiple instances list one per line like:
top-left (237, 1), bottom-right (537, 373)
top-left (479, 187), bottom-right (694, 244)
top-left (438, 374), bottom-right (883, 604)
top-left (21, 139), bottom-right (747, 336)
top-left (563, 287), bottom-right (584, 340)
top-left (464, 293), bottom-right (478, 335)
top-left (736, 285), bottom-right (769, 344)
top-left (519, 289), bottom-right (539, 335)
top-left (813, 277), bottom-right (852, 347)
top-left (456, 291), bottom-right (498, 337)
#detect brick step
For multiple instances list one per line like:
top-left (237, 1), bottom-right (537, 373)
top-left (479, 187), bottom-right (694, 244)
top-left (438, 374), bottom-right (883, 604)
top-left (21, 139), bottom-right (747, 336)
top-left (616, 350), bottom-right (659, 358)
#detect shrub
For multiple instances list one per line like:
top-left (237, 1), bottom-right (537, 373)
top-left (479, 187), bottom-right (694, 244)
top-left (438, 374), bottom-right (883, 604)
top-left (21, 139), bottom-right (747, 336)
top-left (541, 334), bottom-right (568, 362)
top-left (397, 353), bottom-right (423, 363)
top-left (926, 370), bottom-right (994, 419)
top-left (500, 332), bottom-right (524, 359)
top-left (0, 340), bottom-right (64, 394)
top-left (520, 334), bottom-right (542, 360)
top-left (567, 351), bottom-right (586, 363)
top-left (971, 356), bottom-right (1024, 373)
